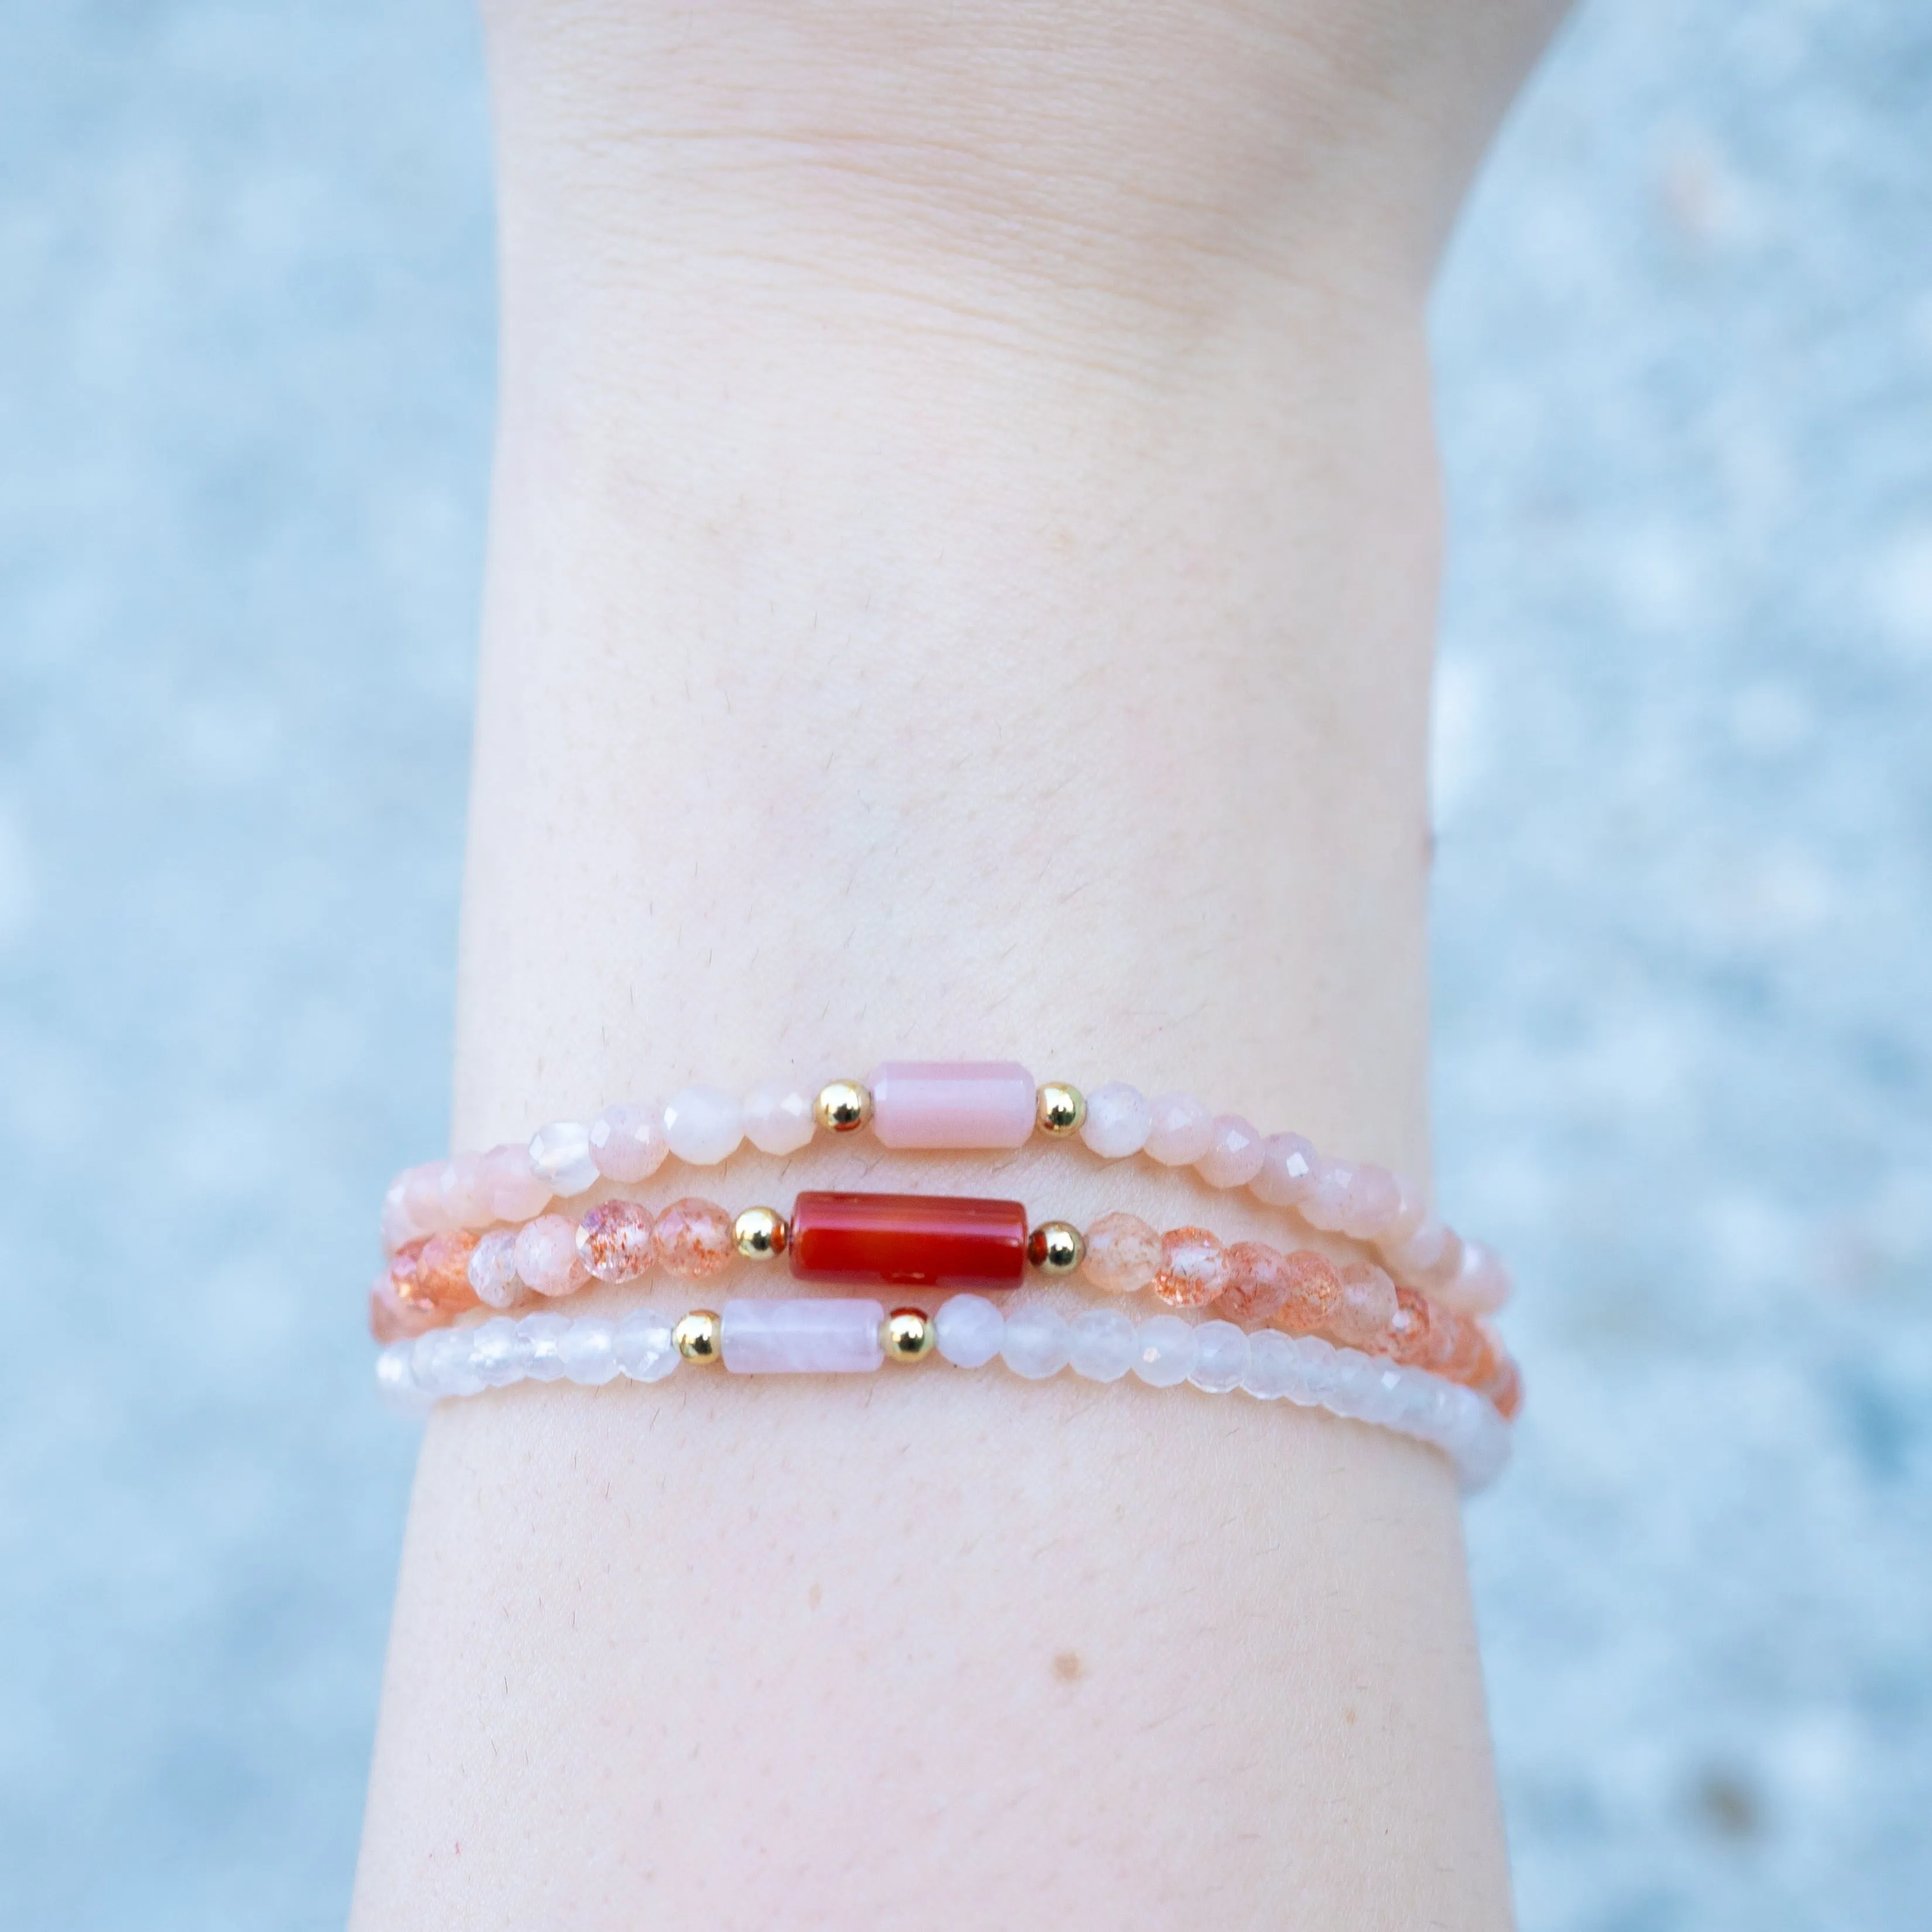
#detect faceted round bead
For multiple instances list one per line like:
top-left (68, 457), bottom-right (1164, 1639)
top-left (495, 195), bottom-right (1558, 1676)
top-left (436, 1153), bottom-right (491, 1228)
top-left (1416, 1228), bottom-right (1466, 1294)
top-left (518, 1312), bottom-right (572, 1380)
top-left (415, 1229), bottom-right (482, 1313)
top-left (528, 1121), bottom-right (599, 1197)
top-left (1144, 1092), bottom-right (1215, 1166)
top-left (1432, 1309), bottom-right (1490, 1384)
top-left (1274, 1248), bottom-right (1345, 1335)
top-left (1383, 1176), bottom-right (1430, 1245)
top-left (1385, 1285), bottom-right (1437, 1368)
top-left (482, 1141), bottom-right (551, 1222)
top-left (558, 1317), bottom-right (620, 1385)
top-left (653, 1197), bottom-right (734, 1278)
top-left (468, 1316), bottom-right (528, 1388)
top-left (589, 1101), bottom-right (668, 1183)
top-left (1251, 1132), bottom-right (1319, 1209)
top-left (1485, 1356), bottom-right (1524, 1421)
top-left (1189, 1320), bottom-right (1250, 1394)
top-left (1242, 1329), bottom-right (1301, 1400)
top-left (1389, 1213), bottom-right (1449, 1278)
top-left (1131, 1315), bottom-right (1199, 1387)
top-left (1196, 1114), bottom-right (1265, 1189)
top-left (613, 1308), bottom-right (680, 1382)
top-left (514, 1214), bottom-right (591, 1297)
top-left (1218, 1241), bottom-right (1294, 1322)
top-left (934, 1293), bottom-right (1004, 1368)
top-left (374, 1341), bottom-right (428, 1413)
top-left (662, 1086), bottom-right (744, 1166)
top-left (1329, 1260), bottom-right (1399, 1350)
top-left (379, 1178), bottom-right (418, 1252)
top-left (1080, 1212), bottom-right (1162, 1295)
top-left (368, 1273), bottom-right (437, 1344)
top-left (386, 1241), bottom-right (427, 1310)
top-left (1440, 1238), bottom-right (1511, 1315)
top-left (415, 1326), bottom-right (483, 1398)
top-left (467, 1228), bottom-right (523, 1309)
top-left (1337, 1164), bottom-right (1401, 1241)
top-left (576, 1200), bottom-right (657, 1282)
top-left (400, 1162), bottom-right (448, 1233)
top-left (1000, 1306), bottom-right (1070, 1380)
top-left (743, 1080), bottom-right (816, 1156)
top-left (1068, 1307), bottom-right (1137, 1382)
top-left (1297, 1159), bottom-right (1356, 1233)
top-left (1154, 1227), bottom-right (1228, 1308)
top-left (1080, 1082), bottom-right (1151, 1158)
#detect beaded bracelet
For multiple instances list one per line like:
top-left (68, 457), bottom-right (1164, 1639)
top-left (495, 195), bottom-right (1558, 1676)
top-left (370, 1188), bottom-right (1519, 1410)
top-left (376, 1296), bottom-right (1512, 1491)
top-left (379, 1061), bottom-right (1509, 1315)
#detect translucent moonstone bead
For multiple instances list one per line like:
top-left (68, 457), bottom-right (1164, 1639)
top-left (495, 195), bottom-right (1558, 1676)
top-left (1196, 1114), bottom-right (1265, 1189)
top-left (589, 1101), bottom-right (668, 1183)
top-left (662, 1086), bottom-right (744, 1166)
top-left (1251, 1131), bottom-right (1318, 1208)
top-left (528, 1121), bottom-right (599, 1197)
top-left (1217, 1241), bottom-right (1294, 1321)
top-left (482, 1142), bottom-right (551, 1223)
top-left (519, 1312), bottom-right (572, 1380)
top-left (1242, 1329), bottom-right (1300, 1399)
top-left (1000, 1306), bottom-right (1071, 1379)
top-left (414, 1229), bottom-right (482, 1313)
top-left (1153, 1227), bottom-right (1229, 1308)
top-left (1080, 1211), bottom-right (1162, 1295)
top-left (871, 1061), bottom-right (1036, 1149)
top-left (1189, 1320), bottom-right (1250, 1394)
top-left (1131, 1315), bottom-right (1199, 1387)
top-left (514, 1214), bottom-right (591, 1296)
top-left (613, 1308), bottom-right (680, 1382)
top-left (1080, 1082), bottom-right (1152, 1158)
top-left (743, 1080), bottom-right (816, 1156)
top-left (1068, 1307), bottom-right (1137, 1381)
top-left (468, 1316), bottom-right (527, 1388)
top-left (652, 1197), bottom-right (735, 1277)
top-left (466, 1228), bottom-right (523, 1308)
top-left (555, 1316), bottom-right (619, 1385)
top-left (575, 1200), bottom-right (657, 1282)
top-left (1144, 1092), bottom-right (1216, 1166)
top-left (934, 1293), bottom-right (1004, 1368)
top-left (721, 1298), bottom-right (886, 1374)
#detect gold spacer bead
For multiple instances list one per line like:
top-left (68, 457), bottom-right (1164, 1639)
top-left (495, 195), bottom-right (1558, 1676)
top-left (673, 1310), bottom-right (723, 1363)
top-left (1027, 1220), bottom-right (1086, 1275)
top-left (882, 1307), bottom-right (936, 1361)
top-left (732, 1206), bottom-right (790, 1261)
top-left (814, 1078), bottom-right (874, 1134)
top-left (1035, 1082), bottom-right (1086, 1137)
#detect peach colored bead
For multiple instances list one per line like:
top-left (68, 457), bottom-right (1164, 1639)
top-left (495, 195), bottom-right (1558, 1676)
top-left (1385, 1285), bottom-right (1438, 1370)
top-left (482, 1142), bottom-right (551, 1223)
top-left (576, 1200), bottom-right (657, 1283)
top-left (1329, 1260), bottom-right (1398, 1350)
top-left (1153, 1227), bottom-right (1228, 1308)
top-left (1337, 1164), bottom-right (1400, 1241)
top-left (1080, 1212), bottom-right (1162, 1295)
top-left (1196, 1115), bottom-right (1265, 1189)
top-left (400, 1164), bottom-right (447, 1234)
top-left (1251, 1132), bottom-right (1319, 1209)
top-left (368, 1271), bottom-right (437, 1343)
top-left (653, 1197), bottom-right (735, 1278)
top-left (1487, 1356), bottom-right (1523, 1420)
top-left (1144, 1093), bottom-right (1216, 1166)
top-left (467, 1227), bottom-right (523, 1309)
top-left (1433, 1309), bottom-right (1490, 1383)
top-left (1219, 1241), bottom-right (1294, 1321)
top-left (415, 1228), bottom-right (482, 1313)
top-left (435, 1153), bottom-right (491, 1230)
top-left (1271, 1248), bottom-right (1344, 1334)
top-left (386, 1240), bottom-right (428, 1309)
top-left (514, 1214), bottom-right (590, 1297)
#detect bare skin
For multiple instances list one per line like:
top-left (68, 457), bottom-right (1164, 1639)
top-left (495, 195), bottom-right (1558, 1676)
top-left (351, 5), bottom-right (1565, 1925)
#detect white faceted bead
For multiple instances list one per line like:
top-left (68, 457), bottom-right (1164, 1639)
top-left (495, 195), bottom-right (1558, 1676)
top-left (613, 1309), bottom-right (679, 1382)
top-left (1001, 1306), bottom-right (1070, 1379)
top-left (1241, 1330), bottom-right (1299, 1400)
top-left (413, 1327), bottom-right (483, 1399)
top-left (374, 1342), bottom-right (430, 1413)
top-left (935, 1294), bottom-right (1004, 1368)
top-left (1196, 1114), bottom-right (1265, 1189)
top-left (559, 1317), bottom-right (619, 1385)
top-left (518, 1312), bottom-right (572, 1381)
top-left (743, 1080), bottom-right (816, 1155)
top-left (1292, 1336), bottom-right (1341, 1403)
top-left (663, 1085), bottom-right (744, 1165)
top-left (589, 1101), bottom-right (668, 1183)
top-left (1080, 1082), bottom-right (1151, 1158)
top-left (528, 1121), bottom-right (599, 1197)
top-left (1131, 1315), bottom-right (1199, 1388)
top-left (1189, 1320), bottom-right (1250, 1394)
top-left (467, 1228), bottom-right (523, 1309)
top-left (1144, 1092), bottom-right (1215, 1166)
top-left (1068, 1307), bottom-right (1137, 1382)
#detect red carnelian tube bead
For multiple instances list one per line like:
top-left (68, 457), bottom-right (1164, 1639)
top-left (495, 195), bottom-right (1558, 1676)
top-left (789, 1192), bottom-right (1028, 1291)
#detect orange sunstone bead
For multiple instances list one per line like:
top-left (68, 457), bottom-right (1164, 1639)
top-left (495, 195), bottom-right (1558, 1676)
top-left (1329, 1260), bottom-right (1399, 1350)
top-left (1153, 1227), bottom-right (1229, 1308)
top-left (1486, 1356), bottom-right (1523, 1420)
top-left (654, 1197), bottom-right (735, 1278)
top-left (1433, 1309), bottom-right (1490, 1384)
top-left (387, 1240), bottom-right (429, 1308)
top-left (415, 1228), bottom-right (482, 1313)
top-left (368, 1275), bottom-right (438, 1343)
top-left (1385, 1285), bottom-right (1437, 1369)
top-left (1219, 1241), bottom-right (1294, 1321)
top-left (1271, 1248), bottom-right (1344, 1336)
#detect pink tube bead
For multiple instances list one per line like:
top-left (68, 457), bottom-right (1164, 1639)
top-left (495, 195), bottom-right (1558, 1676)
top-left (720, 1299), bottom-right (886, 1374)
top-left (870, 1061), bottom-right (1035, 1149)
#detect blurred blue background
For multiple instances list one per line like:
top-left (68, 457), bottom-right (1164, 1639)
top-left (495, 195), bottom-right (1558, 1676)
top-left (1, 2), bottom-right (1927, 1926)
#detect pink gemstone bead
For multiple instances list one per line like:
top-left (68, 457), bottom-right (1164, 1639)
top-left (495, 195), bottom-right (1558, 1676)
top-left (1383, 1175), bottom-right (1431, 1247)
top-left (1219, 1241), bottom-right (1294, 1321)
top-left (482, 1142), bottom-right (551, 1223)
top-left (743, 1080), bottom-right (816, 1156)
top-left (1439, 1237), bottom-right (1511, 1314)
top-left (1080, 1212), bottom-right (1162, 1295)
top-left (1298, 1158), bottom-right (1356, 1233)
top-left (467, 1228), bottom-right (523, 1308)
top-left (1196, 1114), bottom-right (1265, 1189)
top-left (653, 1197), bottom-right (735, 1278)
top-left (1329, 1260), bottom-right (1398, 1348)
top-left (576, 1200), bottom-right (657, 1282)
top-left (720, 1298), bottom-right (886, 1374)
top-left (514, 1213), bottom-right (590, 1297)
top-left (1251, 1132), bottom-right (1319, 1208)
top-left (416, 1229), bottom-right (482, 1312)
top-left (400, 1162), bottom-right (448, 1234)
top-left (379, 1178), bottom-right (417, 1252)
top-left (589, 1101), bottom-right (667, 1184)
top-left (1153, 1227), bottom-right (1228, 1308)
top-left (1389, 1212), bottom-right (1449, 1276)
top-left (436, 1152), bottom-right (491, 1229)
top-left (1080, 1082), bottom-right (1152, 1158)
top-left (528, 1120), bottom-right (599, 1196)
top-left (1273, 1249), bottom-right (1344, 1334)
top-left (1337, 1163), bottom-right (1401, 1241)
top-left (1416, 1227), bottom-right (1467, 1294)
top-left (870, 1061), bottom-right (1035, 1149)
top-left (368, 1271), bottom-right (438, 1343)
top-left (1144, 1092), bottom-right (1216, 1166)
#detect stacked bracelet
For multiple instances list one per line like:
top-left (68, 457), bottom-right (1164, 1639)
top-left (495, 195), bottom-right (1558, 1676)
top-left (379, 1061), bottom-right (1510, 1315)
